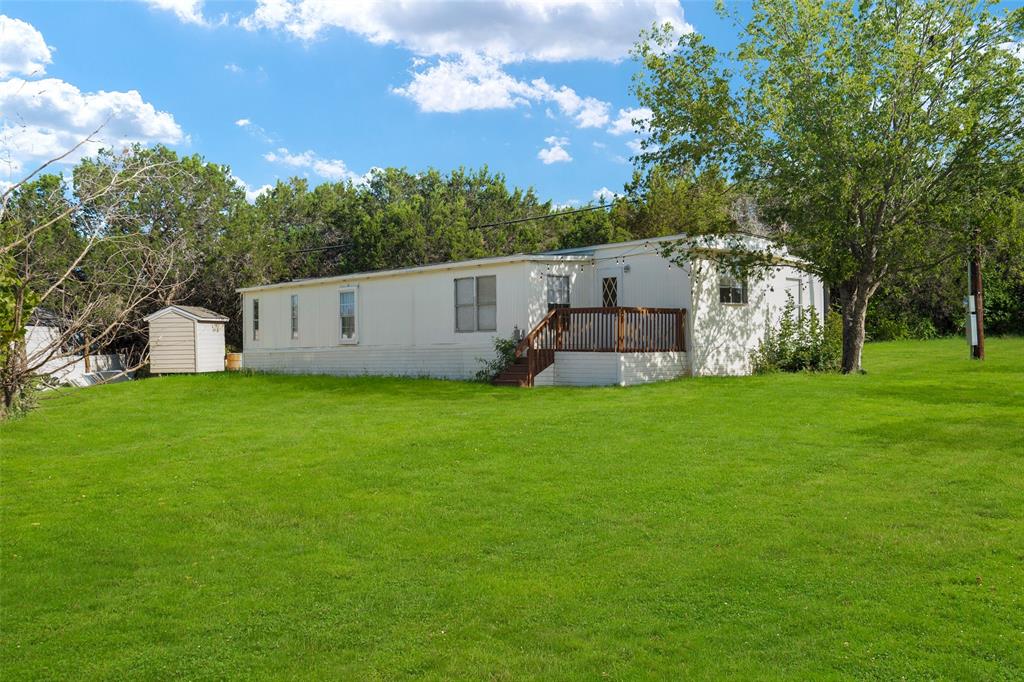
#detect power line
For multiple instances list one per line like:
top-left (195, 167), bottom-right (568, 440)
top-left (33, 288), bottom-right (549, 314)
top-left (469, 202), bottom-right (616, 230)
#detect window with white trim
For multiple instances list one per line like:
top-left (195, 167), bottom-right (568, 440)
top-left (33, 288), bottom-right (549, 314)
top-left (719, 272), bottom-right (748, 304)
top-left (252, 298), bottom-right (260, 341)
top-left (455, 275), bottom-right (497, 332)
top-left (339, 288), bottom-right (357, 342)
top-left (547, 275), bottom-right (570, 311)
top-left (290, 294), bottom-right (299, 339)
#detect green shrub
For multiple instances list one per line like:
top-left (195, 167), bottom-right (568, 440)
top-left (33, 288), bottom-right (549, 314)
top-left (475, 336), bottom-right (519, 382)
top-left (751, 295), bottom-right (841, 374)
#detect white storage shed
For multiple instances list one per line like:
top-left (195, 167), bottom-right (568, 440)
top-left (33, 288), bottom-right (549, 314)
top-left (144, 305), bottom-right (228, 374)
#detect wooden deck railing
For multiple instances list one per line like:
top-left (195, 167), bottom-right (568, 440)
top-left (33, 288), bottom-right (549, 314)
top-left (514, 307), bottom-right (687, 386)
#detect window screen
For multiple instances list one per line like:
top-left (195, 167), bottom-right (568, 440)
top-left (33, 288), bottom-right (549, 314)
top-left (476, 276), bottom-right (497, 331)
top-left (719, 273), bottom-right (748, 304)
top-left (455, 277), bottom-right (476, 332)
top-left (547, 275), bottom-right (570, 311)
top-left (455, 276), bottom-right (496, 332)
top-left (339, 289), bottom-right (356, 340)
top-left (290, 294), bottom-right (299, 338)
top-left (252, 298), bottom-right (260, 341)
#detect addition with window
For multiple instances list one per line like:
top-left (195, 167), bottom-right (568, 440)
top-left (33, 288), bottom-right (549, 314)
top-left (719, 272), bottom-right (748, 304)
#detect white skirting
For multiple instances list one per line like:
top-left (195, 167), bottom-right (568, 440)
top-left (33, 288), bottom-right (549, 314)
top-left (242, 345), bottom-right (494, 380)
top-left (534, 351), bottom-right (689, 387)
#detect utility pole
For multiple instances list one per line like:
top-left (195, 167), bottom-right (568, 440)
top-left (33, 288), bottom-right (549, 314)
top-left (968, 234), bottom-right (985, 360)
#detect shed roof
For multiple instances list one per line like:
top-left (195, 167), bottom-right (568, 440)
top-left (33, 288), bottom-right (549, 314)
top-left (144, 305), bottom-right (228, 323)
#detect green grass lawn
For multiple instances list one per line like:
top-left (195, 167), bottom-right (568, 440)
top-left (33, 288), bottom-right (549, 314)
top-left (2, 338), bottom-right (1022, 679)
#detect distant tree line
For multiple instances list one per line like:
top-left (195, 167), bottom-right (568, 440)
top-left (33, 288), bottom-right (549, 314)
top-left (4, 141), bottom-right (1021, 370)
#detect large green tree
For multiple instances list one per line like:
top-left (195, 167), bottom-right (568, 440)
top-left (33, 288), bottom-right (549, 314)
top-left (633, 0), bottom-right (1024, 372)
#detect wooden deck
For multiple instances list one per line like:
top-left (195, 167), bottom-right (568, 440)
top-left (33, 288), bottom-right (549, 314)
top-left (494, 307), bottom-right (687, 387)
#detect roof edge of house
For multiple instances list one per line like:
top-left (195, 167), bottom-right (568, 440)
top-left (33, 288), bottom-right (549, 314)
top-left (235, 253), bottom-right (591, 294)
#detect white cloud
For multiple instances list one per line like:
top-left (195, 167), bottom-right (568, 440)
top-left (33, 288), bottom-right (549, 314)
top-left (607, 106), bottom-right (652, 135)
top-left (231, 173), bottom-right (272, 203)
top-left (0, 15), bottom-right (53, 78)
top-left (593, 186), bottom-right (619, 202)
top-left (626, 138), bottom-right (644, 154)
top-left (234, 117), bottom-right (273, 143)
top-left (391, 54), bottom-right (537, 112)
top-left (224, 63), bottom-right (243, 74)
top-left (537, 136), bottom-right (571, 165)
top-left (263, 146), bottom-right (372, 183)
top-left (0, 77), bottom-right (185, 178)
top-left (143, 0), bottom-right (212, 26)
top-left (394, 56), bottom-right (613, 129)
top-left (240, 0), bottom-right (691, 63)
top-left (530, 78), bottom-right (610, 128)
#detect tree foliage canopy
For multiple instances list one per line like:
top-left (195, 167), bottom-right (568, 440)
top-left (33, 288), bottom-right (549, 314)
top-left (632, 0), bottom-right (1024, 370)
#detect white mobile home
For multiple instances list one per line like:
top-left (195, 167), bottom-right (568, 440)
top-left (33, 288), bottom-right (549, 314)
top-left (24, 308), bottom-right (128, 387)
top-left (237, 235), bottom-right (825, 386)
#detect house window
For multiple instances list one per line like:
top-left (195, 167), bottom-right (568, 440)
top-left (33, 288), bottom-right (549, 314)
top-left (601, 277), bottom-right (618, 307)
top-left (719, 272), bottom-right (748, 304)
top-left (290, 294), bottom-right (299, 339)
top-left (455, 275), bottom-right (497, 332)
top-left (252, 298), bottom-right (260, 341)
top-left (339, 288), bottom-right (357, 342)
top-left (547, 275), bottom-right (570, 311)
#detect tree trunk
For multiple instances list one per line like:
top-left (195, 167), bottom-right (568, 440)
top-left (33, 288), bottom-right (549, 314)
top-left (838, 280), bottom-right (873, 374)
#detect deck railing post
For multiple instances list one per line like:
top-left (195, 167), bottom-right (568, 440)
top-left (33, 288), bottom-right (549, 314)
top-left (616, 308), bottom-right (625, 352)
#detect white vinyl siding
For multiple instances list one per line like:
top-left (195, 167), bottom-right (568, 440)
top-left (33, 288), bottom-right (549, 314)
top-left (149, 314), bottom-right (196, 373)
top-left (195, 322), bottom-right (226, 372)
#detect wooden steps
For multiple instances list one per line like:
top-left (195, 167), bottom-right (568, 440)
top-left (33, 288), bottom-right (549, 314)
top-left (492, 357), bottom-right (532, 387)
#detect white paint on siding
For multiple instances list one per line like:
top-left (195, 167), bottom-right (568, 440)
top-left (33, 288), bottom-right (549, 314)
top-left (243, 345), bottom-right (493, 379)
top-left (239, 235), bottom-right (820, 380)
top-left (618, 352), bottom-right (689, 385)
top-left (195, 321), bottom-right (226, 372)
top-left (689, 259), bottom-right (825, 376)
top-left (242, 262), bottom-right (537, 377)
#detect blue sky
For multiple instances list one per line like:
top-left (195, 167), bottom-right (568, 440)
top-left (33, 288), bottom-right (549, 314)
top-left (0, 1), bottom-right (747, 205)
